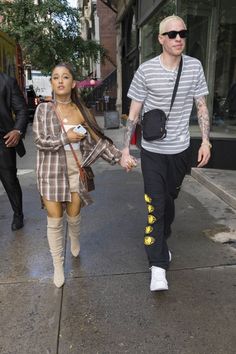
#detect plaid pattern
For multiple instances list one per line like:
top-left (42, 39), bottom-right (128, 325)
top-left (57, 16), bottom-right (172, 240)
top-left (33, 103), bottom-right (121, 206)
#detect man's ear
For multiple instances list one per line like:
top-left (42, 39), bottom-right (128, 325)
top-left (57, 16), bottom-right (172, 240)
top-left (158, 34), bottom-right (164, 45)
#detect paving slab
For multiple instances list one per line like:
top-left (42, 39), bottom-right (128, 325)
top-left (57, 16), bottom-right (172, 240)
top-left (59, 266), bottom-right (236, 354)
top-left (65, 167), bottom-right (147, 278)
top-left (0, 282), bottom-right (61, 354)
top-left (65, 169), bottom-right (236, 280)
top-left (168, 175), bottom-right (236, 269)
top-left (0, 174), bottom-right (63, 283)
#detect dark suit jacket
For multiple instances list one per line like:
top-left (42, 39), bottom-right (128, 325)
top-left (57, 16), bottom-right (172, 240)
top-left (0, 73), bottom-right (28, 157)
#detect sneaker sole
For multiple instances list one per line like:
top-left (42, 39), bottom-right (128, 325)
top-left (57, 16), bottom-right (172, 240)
top-left (150, 286), bottom-right (168, 291)
top-left (150, 282), bottom-right (168, 291)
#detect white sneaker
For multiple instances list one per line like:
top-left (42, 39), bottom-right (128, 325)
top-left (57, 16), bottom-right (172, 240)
top-left (150, 266), bottom-right (168, 291)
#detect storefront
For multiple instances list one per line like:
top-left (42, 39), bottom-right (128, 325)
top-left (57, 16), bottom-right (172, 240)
top-left (119, 0), bottom-right (236, 169)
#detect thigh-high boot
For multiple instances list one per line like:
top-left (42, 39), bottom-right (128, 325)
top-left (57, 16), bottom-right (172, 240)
top-left (66, 213), bottom-right (81, 257)
top-left (47, 216), bottom-right (64, 288)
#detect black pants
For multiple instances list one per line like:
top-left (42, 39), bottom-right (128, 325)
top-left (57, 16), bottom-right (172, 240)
top-left (141, 147), bottom-right (190, 270)
top-left (0, 137), bottom-right (23, 216)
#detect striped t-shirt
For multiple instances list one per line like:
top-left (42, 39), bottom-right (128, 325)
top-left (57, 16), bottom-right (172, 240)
top-left (128, 54), bottom-right (209, 154)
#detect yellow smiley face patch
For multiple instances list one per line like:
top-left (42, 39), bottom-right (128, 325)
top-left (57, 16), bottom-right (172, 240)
top-left (144, 236), bottom-right (155, 245)
top-left (148, 214), bottom-right (157, 224)
top-left (144, 194), bottom-right (152, 204)
top-left (145, 225), bottom-right (153, 234)
top-left (147, 205), bottom-right (154, 213)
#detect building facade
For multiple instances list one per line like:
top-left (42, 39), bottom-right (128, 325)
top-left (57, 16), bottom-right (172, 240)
top-left (97, 0), bottom-right (117, 80)
top-left (78, 0), bottom-right (117, 111)
top-left (114, 0), bottom-right (236, 169)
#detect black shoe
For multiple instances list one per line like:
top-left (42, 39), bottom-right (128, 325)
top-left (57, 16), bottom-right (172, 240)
top-left (11, 214), bottom-right (24, 231)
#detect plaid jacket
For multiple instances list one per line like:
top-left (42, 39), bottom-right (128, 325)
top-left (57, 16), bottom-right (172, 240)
top-left (33, 102), bottom-right (121, 206)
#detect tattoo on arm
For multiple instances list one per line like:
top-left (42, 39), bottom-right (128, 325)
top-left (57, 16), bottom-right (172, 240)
top-left (123, 118), bottom-right (137, 149)
top-left (195, 96), bottom-right (210, 141)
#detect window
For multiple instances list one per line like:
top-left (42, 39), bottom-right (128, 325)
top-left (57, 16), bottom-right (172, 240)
top-left (140, 0), bottom-right (176, 62)
top-left (213, 1), bottom-right (236, 136)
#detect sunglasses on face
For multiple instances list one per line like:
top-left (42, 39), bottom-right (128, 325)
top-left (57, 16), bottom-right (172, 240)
top-left (161, 29), bottom-right (188, 39)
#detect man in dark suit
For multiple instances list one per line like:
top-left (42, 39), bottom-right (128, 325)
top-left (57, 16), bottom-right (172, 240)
top-left (0, 72), bottom-right (28, 230)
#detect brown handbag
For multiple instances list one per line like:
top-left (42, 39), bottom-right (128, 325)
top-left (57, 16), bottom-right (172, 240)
top-left (53, 103), bottom-right (95, 192)
top-left (81, 166), bottom-right (95, 192)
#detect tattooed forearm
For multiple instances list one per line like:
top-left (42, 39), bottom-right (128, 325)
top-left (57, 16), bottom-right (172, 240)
top-left (123, 118), bottom-right (137, 149)
top-left (122, 100), bottom-right (143, 150)
top-left (195, 96), bottom-right (210, 141)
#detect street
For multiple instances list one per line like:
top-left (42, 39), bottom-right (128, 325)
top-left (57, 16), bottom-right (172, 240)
top-left (0, 120), bottom-right (236, 354)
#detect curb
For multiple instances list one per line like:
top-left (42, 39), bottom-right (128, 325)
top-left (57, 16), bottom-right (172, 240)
top-left (191, 168), bottom-right (236, 210)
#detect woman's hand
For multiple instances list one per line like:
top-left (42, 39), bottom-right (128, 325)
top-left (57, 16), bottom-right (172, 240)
top-left (120, 149), bottom-right (138, 172)
top-left (67, 127), bottom-right (86, 143)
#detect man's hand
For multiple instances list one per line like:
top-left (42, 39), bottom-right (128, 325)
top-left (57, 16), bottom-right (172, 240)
top-left (120, 100), bottom-right (142, 171)
top-left (4, 130), bottom-right (21, 147)
top-left (197, 143), bottom-right (211, 167)
top-left (120, 148), bottom-right (137, 172)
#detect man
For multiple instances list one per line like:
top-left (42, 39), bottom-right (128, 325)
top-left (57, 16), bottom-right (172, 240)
top-left (0, 72), bottom-right (28, 230)
top-left (120, 15), bottom-right (211, 291)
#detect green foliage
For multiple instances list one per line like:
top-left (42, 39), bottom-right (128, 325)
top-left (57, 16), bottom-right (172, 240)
top-left (0, 0), bottom-right (106, 74)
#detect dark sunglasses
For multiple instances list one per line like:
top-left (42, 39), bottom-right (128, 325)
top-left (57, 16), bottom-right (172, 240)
top-left (161, 30), bottom-right (188, 39)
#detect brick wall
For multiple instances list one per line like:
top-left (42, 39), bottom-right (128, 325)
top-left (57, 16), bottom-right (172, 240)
top-left (97, 0), bottom-right (117, 80)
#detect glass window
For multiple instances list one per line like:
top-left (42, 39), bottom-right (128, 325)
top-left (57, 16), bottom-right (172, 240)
top-left (213, 1), bottom-right (236, 136)
top-left (127, 14), bottom-right (137, 53)
top-left (141, 0), bottom-right (176, 62)
top-left (178, 0), bottom-right (215, 127)
top-left (178, 0), bottom-right (236, 137)
top-left (138, 0), bottom-right (236, 138)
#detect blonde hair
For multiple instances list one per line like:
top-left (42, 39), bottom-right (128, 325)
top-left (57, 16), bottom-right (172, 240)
top-left (159, 15), bottom-right (186, 34)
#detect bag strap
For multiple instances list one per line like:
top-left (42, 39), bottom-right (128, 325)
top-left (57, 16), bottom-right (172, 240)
top-left (52, 103), bottom-right (86, 179)
top-left (167, 56), bottom-right (183, 119)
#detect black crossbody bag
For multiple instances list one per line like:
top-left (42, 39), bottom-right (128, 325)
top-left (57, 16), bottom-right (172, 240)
top-left (141, 57), bottom-right (183, 141)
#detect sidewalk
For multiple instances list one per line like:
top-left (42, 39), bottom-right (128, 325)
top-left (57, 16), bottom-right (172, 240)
top-left (191, 167), bottom-right (236, 210)
top-left (0, 120), bottom-right (236, 354)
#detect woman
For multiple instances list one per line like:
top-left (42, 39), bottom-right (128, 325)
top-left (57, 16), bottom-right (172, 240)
top-left (33, 63), bottom-right (136, 288)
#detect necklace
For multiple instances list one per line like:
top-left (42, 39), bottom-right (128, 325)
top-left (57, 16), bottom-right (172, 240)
top-left (57, 105), bottom-right (71, 123)
top-left (56, 102), bottom-right (81, 124)
top-left (56, 98), bottom-right (72, 104)
top-left (56, 99), bottom-right (73, 122)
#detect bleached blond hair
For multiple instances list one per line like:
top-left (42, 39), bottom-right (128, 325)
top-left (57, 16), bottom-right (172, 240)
top-left (159, 15), bottom-right (186, 34)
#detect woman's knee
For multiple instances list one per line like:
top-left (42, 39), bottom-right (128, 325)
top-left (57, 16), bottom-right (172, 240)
top-left (42, 198), bottom-right (63, 218)
top-left (66, 193), bottom-right (81, 217)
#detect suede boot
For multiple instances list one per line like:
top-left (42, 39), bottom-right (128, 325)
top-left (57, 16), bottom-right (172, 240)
top-left (47, 216), bottom-right (65, 288)
top-left (66, 213), bottom-right (81, 257)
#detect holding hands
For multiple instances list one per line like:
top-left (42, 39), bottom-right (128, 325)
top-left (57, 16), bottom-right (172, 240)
top-left (120, 148), bottom-right (138, 172)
